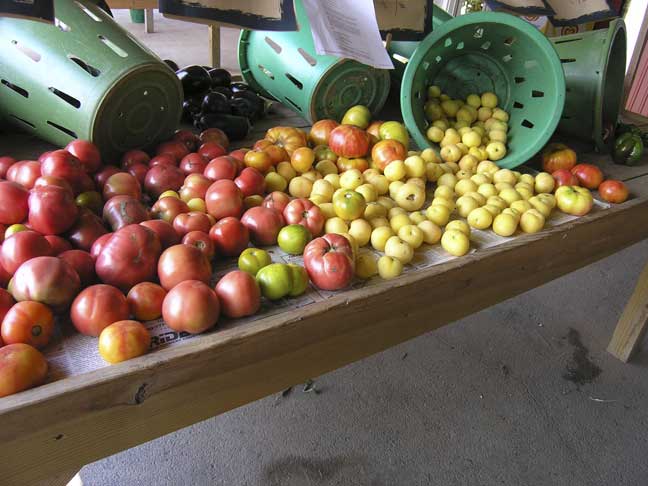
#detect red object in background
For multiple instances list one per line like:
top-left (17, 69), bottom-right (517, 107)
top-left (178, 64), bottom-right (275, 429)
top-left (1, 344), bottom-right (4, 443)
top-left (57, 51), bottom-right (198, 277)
top-left (209, 217), bottom-right (249, 257)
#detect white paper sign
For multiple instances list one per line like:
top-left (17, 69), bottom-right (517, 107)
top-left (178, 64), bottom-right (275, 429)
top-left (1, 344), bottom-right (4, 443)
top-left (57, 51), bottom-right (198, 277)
top-left (302, 0), bottom-right (394, 70)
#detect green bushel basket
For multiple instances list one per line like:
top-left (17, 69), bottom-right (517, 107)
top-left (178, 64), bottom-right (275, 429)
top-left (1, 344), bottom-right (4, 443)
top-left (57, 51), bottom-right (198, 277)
top-left (401, 12), bottom-right (566, 169)
top-left (388, 5), bottom-right (453, 82)
top-left (238, 0), bottom-right (390, 123)
top-left (551, 19), bottom-right (627, 152)
top-left (0, 0), bottom-right (182, 160)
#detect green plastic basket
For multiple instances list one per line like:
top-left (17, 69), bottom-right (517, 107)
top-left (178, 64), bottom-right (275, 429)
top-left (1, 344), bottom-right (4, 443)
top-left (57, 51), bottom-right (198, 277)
top-left (238, 0), bottom-right (390, 123)
top-left (388, 5), bottom-right (453, 82)
top-left (0, 0), bottom-right (182, 160)
top-left (401, 12), bottom-right (566, 169)
top-left (551, 19), bottom-right (626, 152)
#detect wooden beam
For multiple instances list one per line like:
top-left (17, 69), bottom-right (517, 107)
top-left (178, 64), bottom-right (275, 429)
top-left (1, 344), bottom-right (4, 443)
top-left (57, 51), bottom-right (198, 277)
top-left (1, 190), bottom-right (648, 485)
top-left (106, 0), bottom-right (157, 9)
top-left (608, 260), bottom-right (648, 362)
top-left (208, 24), bottom-right (221, 67)
top-left (144, 8), bottom-right (154, 33)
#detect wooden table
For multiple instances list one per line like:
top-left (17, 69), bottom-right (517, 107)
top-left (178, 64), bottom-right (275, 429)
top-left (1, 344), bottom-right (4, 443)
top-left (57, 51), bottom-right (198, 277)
top-left (1, 109), bottom-right (647, 486)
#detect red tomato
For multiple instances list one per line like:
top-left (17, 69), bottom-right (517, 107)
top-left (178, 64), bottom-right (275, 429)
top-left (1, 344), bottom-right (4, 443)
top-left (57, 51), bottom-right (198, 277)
top-left (98, 320), bottom-right (150, 364)
top-left (215, 270), bottom-right (261, 318)
top-left (205, 180), bottom-right (244, 220)
top-left (127, 163), bottom-right (148, 186)
top-left (308, 119), bottom-right (339, 146)
top-left (0, 156), bottom-right (16, 179)
top-left (34, 175), bottom-right (73, 193)
top-left (571, 163), bottom-right (604, 190)
top-left (44, 235), bottom-right (72, 255)
top-left (283, 198), bottom-right (324, 236)
top-left (28, 185), bottom-right (78, 235)
top-left (228, 149), bottom-right (248, 165)
top-left (103, 172), bottom-right (141, 200)
top-left (180, 174), bottom-right (211, 201)
top-left (10, 256), bottom-right (80, 311)
top-left (328, 125), bottom-right (370, 158)
top-left (366, 120), bottom-right (383, 143)
top-left (173, 129), bottom-right (200, 152)
top-left (542, 143), bottom-right (577, 173)
top-left (371, 139), bottom-right (407, 171)
top-left (209, 217), bottom-right (249, 257)
top-left (40, 150), bottom-right (86, 193)
top-left (103, 195), bottom-right (149, 231)
top-left (156, 140), bottom-right (190, 163)
top-left (151, 196), bottom-right (189, 223)
top-left (173, 211), bottom-right (212, 236)
top-left (59, 250), bottom-right (96, 286)
top-left (90, 232), bottom-right (113, 260)
top-left (0, 289), bottom-right (16, 323)
top-left (95, 224), bottom-right (161, 292)
top-left (140, 220), bottom-right (180, 249)
top-left (200, 127), bottom-right (230, 149)
top-left (7, 160), bottom-right (41, 189)
top-left (0, 181), bottom-right (29, 225)
top-left (179, 153), bottom-right (208, 175)
top-left (552, 169), bottom-right (579, 188)
top-left (94, 165), bottom-right (120, 189)
top-left (162, 280), bottom-right (219, 334)
top-left (235, 167), bottom-right (266, 197)
top-left (1, 301), bottom-right (54, 349)
top-left (598, 180), bottom-right (629, 204)
top-left (149, 154), bottom-right (177, 167)
top-left (0, 263), bottom-right (11, 288)
top-left (144, 164), bottom-right (185, 198)
top-left (120, 149), bottom-right (150, 169)
top-left (0, 343), bottom-right (48, 397)
top-left (303, 234), bottom-right (354, 290)
top-left (158, 244), bottom-right (212, 290)
top-left (1, 231), bottom-right (52, 275)
top-left (70, 284), bottom-right (129, 336)
top-left (241, 206), bottom-right (285, 246)
top-left (198, 142), bottom-right (227, 161)
top-left (65, 140), bottom-right (101, 173)
top-left (182, 231), bottom-right (215, 260)
top-left (203, 156), bottom-right (239, 181)
top-left (67, 209), bottom-right (108, 251)
top-left (127, 282), bottom-right (166, 321)
top-left (263, 191), bottom-right (291, 214)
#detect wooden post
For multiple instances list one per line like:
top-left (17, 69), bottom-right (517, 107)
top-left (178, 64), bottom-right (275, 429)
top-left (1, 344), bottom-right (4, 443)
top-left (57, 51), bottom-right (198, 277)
top-left (144, 8), bottom-right (154, 33)
top-left (208, 24), bottom-right (221, 67)
top-left (608, 260), bottom-right (648, 362)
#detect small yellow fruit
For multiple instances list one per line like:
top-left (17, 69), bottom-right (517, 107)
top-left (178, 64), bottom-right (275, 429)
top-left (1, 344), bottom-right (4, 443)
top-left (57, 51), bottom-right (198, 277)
top-left (466, 94), bottom-right (482, 109)
top-left (502, 207), bottom-right (521, 221)
top-left (486, 142), bottom-right (507, 161)
top-left (369, 217), bottom-right (390, 229)
top-left (467, 207), bottom-right (494, 230)
top-left (409, 211), bottom-right (427, 225)
top-left (492, 108), bottom-right (509, 122)
top-left (510, 200), bottom-right (532, 215)
top-left (534, 172), bottom-right (555, 194)
top-left (289, 176), bottom-right (313, 198)
top-left (516, 186), bottom-right (534, 201)
top-left (437, 172), bottom-right (459, 189)
top-left (464, 191), bottom-right (486, 206)
top-left (462, 130), bottom-right (482, 148)
top-left (389, 180), bottom-right (405, 200)
top-left (398, 224), bottom-right (425, 249)
top-left (309, 194), bottom-right (328, 205)
top-left (355, 251), bottom-right (378, 279)
top-left (324, 173), bottom-right (341, 189)
top-left (390, 213), bottom-right (412, 233)
top-left (499, 188), bottom-right (523, 205)
top-left (364, 201), bottom-right (387, 220)
top-left (315, 159), bottom-right (338, 176)
top-left (160, 190), bottom-right (180, 199)
top-left (187, 198), bottom-right (206, 212)
top-left (340, 169), bottom-right (363, 190)
top-left (265, 172), bottom-right (288, 193)
top-left (431, 197), bottom-right (455, 212)
top-left (428, 85), bottom-right (442, 98)
top-left (427, 126), bottom-right (445, 143)
top-left (519, 173), bottom-right (535, 187)
top-left (456, 195), bottom-right (480, 218)
top-left (426, 204), bottom-right (451, 226)
top-left (495, 182), bottom-right (514, 192)
top-left (520, 209), bottom-right (545, 234)
top-left (492, 213), bottom-right (518, 237)
top-left (385, 236), bottom-right (414, 264)
top-left (482, 204), bottom-right (503, 217)
top-left (455, 169), bottom-right (473, 181)
top-left (471, 173), bottom-right (490, 186)
top-left (445, 219), bottom-right (471, 237)
top-left (487, 195), bottom-right (508, 210)
top-left (378, 255), bottom-right (403, 280)
top-left (404, 155), bottom-right (426, 178)
top-left (356, 183), bottom-right (377, 203)
top-left (319, 203), bottom-right (336, 219)
top-left (441, 100), bottom-right (459, 118)
top-left (388, 207), bottom-right (407, 219)
top-left (395, 182), bottom-right (426, 211)
top-left (420, 148), bottom-right (441, 164)
top-left (440, 145), bottom-right (462, 163)
top-left (311, 179), bottom-right (335, 201)
top-left (455, 178), bottom-right (478, 197)
top-left (537, 193), bottom-right (556, 209)
top-left (528, 196), bottom-right (552, 218)
top-left (377, 196), bottom-right (396, 210)
top-left (426, 162), bottom-right (443, 182)
top-left (434, 185), bottom-right (455, 199)
top-left (433, 119), bottom-right (449, 131)
top-left (418, 220), bottom-right (442, 245)
top-left (441, 229), bottom-right (470, 257)
top-left (477, 107), bottom-right (492, 122)
top-left (459, 154), bottom-right (479, 173)
top-left (349, 219), bottom-right (372, 247)
top-left (477, 183), bottom-right (498, 199)
top-left (371, 226), bottom-right (395, 251)
top-left (325, 217), bottom-right (348, 234)
top-left (384, 160), bottom-right (406, 182)
top-left (488, 129), bottom-right (507, 144)
top-left (481, 92), bottom-right (498, 109)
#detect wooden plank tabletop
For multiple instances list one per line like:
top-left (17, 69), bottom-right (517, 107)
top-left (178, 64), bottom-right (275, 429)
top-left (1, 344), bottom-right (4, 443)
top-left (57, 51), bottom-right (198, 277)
top-left (1, 106), bottom-right (648, 485)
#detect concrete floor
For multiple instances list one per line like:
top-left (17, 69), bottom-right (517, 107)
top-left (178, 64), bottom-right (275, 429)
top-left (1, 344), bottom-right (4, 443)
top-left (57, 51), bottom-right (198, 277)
top-left (79, 11), bottom-right (648, 486)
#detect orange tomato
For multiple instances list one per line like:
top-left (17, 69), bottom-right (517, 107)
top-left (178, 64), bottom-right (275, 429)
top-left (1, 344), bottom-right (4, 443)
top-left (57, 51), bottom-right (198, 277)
top-left (291, 147), bottom-right (316, 173)
top-left (308, 119), bottom-right (339, 146)
top-left (1, 301), bottom-right (54, 349)
top-left (243, 150), bottom-right (273, 173)
top-left (0, 343), bottom-right (48, 397)
top-left (127, 282), bottom-right (167, 321)
top-left (337, 157), bottom-right (369, 173)
top-left (98, 320), bottom-right (151, 364)
top-left (264, 127), bottom-right (308, 156)
top-left (253, 139), bottom-right (288, 165)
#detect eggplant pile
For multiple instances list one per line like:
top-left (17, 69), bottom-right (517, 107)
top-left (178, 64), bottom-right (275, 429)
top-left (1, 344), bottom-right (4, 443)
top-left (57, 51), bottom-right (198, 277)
top-left (173, 65), bottom-right (265, 141)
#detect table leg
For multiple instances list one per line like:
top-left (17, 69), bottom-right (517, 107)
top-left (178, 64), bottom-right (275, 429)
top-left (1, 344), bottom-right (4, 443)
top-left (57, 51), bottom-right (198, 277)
top-left (145, 9), bottom-right (154, 34)
top-left (608, 259), bottom-right (648, 362)
top-left (208, 24), bottom-right (221, 67)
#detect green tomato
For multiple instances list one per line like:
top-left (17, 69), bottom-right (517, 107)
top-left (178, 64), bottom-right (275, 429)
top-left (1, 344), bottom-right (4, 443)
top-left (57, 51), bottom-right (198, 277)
top-left (256, 263), bottom-right (293, 300)
top-left (341, 105), bottom-right (371, 129)
top-left (5, 224), bottom-right (29, 239)
top-left (287, 264), bottom-right (309, 297)
top-left (238, 248), bottom-right (272, 276)
top-left (277, 224), bottom-right (312, 255)
top-left (379, 121), bottom-right (410, 148)
top-left (75, 191), bottom-right (103, 215)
